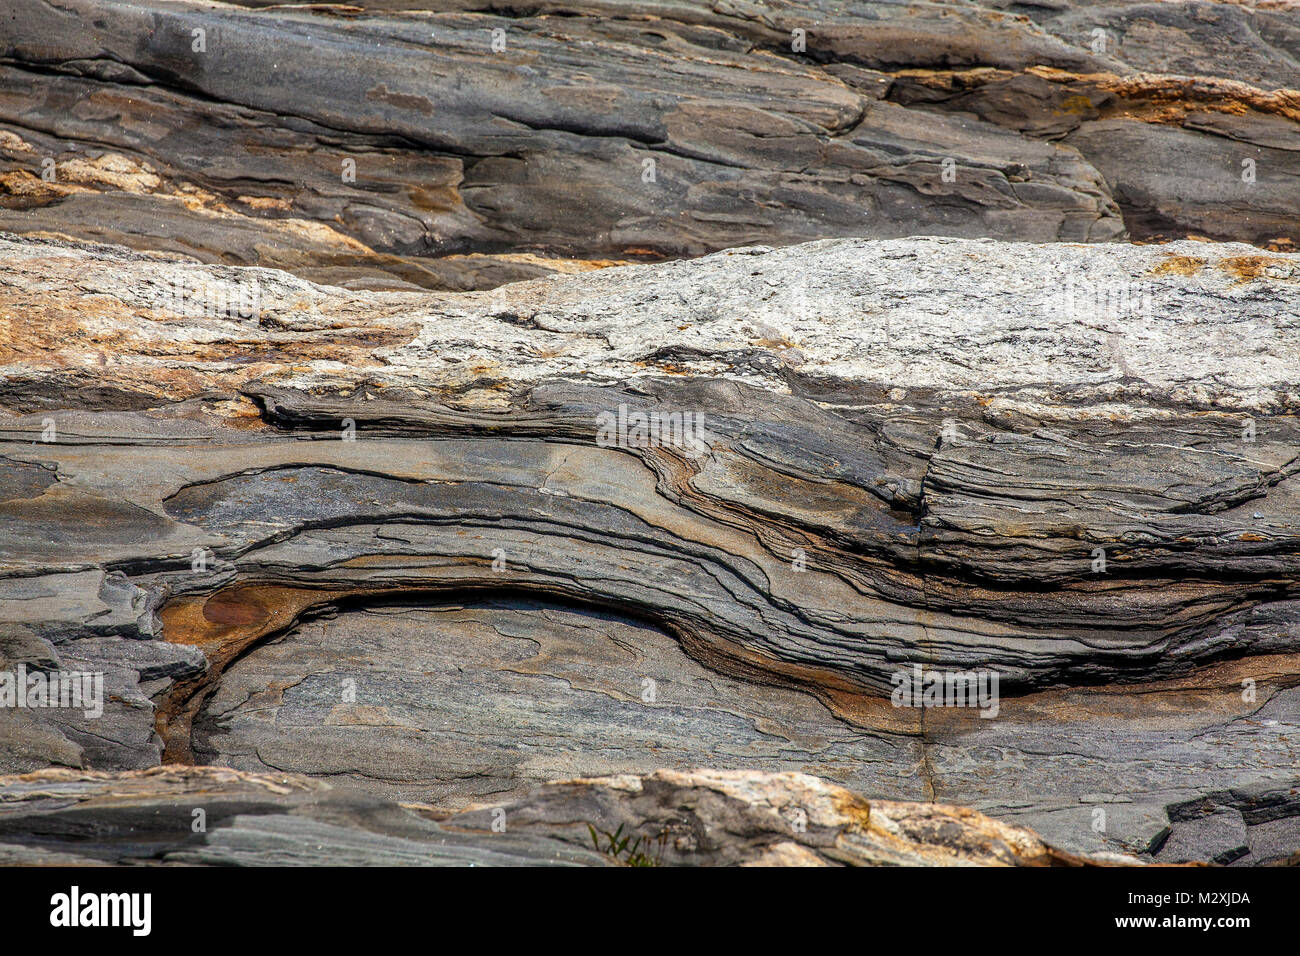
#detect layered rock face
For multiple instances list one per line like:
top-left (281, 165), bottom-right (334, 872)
top-left (1, 231), bottom-right (1297, 864)
top-left (2, 0), bottom-right (1298, 868)
top-left (0, 766), bottom-right (1115, 867)
top-left (0, 0), bottom-right (1297, 295)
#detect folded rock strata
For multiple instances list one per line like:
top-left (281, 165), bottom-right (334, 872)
top-left (0, 0), bottom-right (1296, 293)
top-left (0, 231), bottom-right (1297, 863)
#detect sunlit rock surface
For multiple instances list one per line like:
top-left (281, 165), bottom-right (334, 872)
top-left (0, 766), bottom-right (1131, 866)
top-left (1, 231), bottom-right (1298, 863)
top-left (2, 0), bottom-right (1297, 294)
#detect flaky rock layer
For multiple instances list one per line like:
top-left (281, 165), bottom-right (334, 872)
top-left (1, 231), bottom-right (1297, 864)
top-left (0, 766), bottom-right (1130, 866)
top-left (2, 0), bottom-right (1297, 293)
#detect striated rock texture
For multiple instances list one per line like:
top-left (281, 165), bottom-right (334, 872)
top-left (1, 231), bottom-right (1298, 863)
top-left (0, 766), bottom-right (1126, 866)
top-left (0, 0), bottom-right (1296, 293)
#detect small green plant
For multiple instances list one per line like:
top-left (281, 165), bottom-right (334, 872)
top-left (586, 822), bottom-right (664, 867)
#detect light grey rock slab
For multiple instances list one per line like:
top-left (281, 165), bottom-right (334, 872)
top-left (0, 767), bottom-right (612, 866)
top-left (1155, 809), bottom-right (1249, 865)
top-left (192, 598), bottom-right (924, 806)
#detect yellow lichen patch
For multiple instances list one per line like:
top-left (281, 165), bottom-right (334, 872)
top-left (0, 130), bottom-right (34, 152)
top-left (828, 786), bottom-right (874, 832)
top-left (57, 153), bottom-right (161, 194)
top-left (169, 182), bottom-right (227, 213)
top-left (1059, 93), bottom-right (1094, 114)
top-left (1151, 255), bottom-right (1206, 276)
top-left (273, 217), bottom-right (374, 252)
top-left (752, 336), bottom-right (800, 350)
top-left (636, 359), bottom-right (692, 374)
top-left (441, 251), bottom-right (633, 274)
top-left (238, 195), bottom-right (295, 211)
top-left (1217, 255), bottom-right (1290, 282)
top-left (0, 169), bottom-right (93, 201)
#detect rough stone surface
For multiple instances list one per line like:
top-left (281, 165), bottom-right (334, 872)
top-left (1, 0), bottom-right (1297, 294)
top-left (192, 598), bottom-right (921, 807)
top-left (0, 766), bottom-right (1126, 866)
top-left (1, 231), bottom-right (1297, 863)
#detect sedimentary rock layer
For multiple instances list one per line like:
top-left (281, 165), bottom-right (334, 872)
top-left (0, 766), bottom-right (1124, 866)
top-left (0, 231), bottom-right (1297, 862)
top-left (1, 0), bottom-right (1296, 293)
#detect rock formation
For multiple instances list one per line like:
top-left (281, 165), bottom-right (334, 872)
top-left (2, 0), bottom-right (1298, 869)
top-left (1, 0), bottom-right (1297, 295)
top-left (1, 230), bottom-right (1297, 864)
top-left (0, 766), bottom-right (1124, 866)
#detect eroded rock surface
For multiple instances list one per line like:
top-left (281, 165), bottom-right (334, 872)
top-left (1, 0), bottom-right (1297, 294)
top-left (192, 598), bottom-right (921, 807)
top-left (0, 766), bottom-right (1124, 866)
top-left (0, 231), bottom-right (1297, 863)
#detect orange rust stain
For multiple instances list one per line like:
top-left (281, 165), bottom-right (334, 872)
top-left (157, 583), bottom-right (360, 763)
top-left (892, 65), bottom-right (1300, 126)
top-left (202, 589), bottom-right (270, 628)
